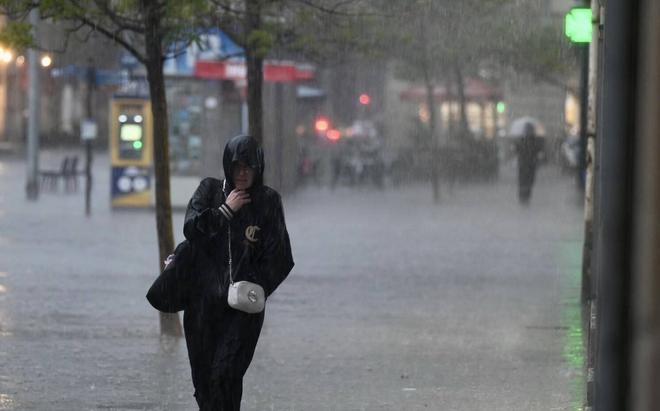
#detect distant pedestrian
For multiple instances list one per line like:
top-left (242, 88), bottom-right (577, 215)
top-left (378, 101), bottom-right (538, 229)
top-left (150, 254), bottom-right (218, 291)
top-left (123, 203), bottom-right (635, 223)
top-left (515, 123), bottom-right (542, 204)
top-left (182, 134), bottom-right (294, 410)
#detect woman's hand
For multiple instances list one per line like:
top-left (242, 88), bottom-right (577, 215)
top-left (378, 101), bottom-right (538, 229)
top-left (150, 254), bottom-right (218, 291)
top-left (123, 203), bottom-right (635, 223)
top-left (225, 189), bottom-right (251, 213)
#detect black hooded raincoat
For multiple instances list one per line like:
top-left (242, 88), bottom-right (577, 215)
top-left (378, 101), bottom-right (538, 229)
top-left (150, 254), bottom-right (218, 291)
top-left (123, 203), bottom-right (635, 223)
top-left (182, 134), bottom-right (294, 409)
top-left (515, 126), bottom-right (542, 203)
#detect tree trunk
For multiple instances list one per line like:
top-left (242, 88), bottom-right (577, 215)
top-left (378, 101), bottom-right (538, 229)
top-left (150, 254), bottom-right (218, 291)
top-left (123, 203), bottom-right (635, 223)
top-left (423, 70), bottom-right (440, 203)
top-left (246, 0), bottom-right (264, 144)
top-left (454, 63), bottom-right (469, 137)
top-left (444, 77), bottom-right (455, 137)
top-left (144, 3), bottom-right (182, 337)
top-left (419, 8), bottom-right (440, 203)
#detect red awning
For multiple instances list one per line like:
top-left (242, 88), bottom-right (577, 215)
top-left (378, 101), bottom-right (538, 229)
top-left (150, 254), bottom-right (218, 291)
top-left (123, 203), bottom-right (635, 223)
top-left (399, 78), bottom-right (501, 103)
top-left (194, 60), bottom-right (315, 83)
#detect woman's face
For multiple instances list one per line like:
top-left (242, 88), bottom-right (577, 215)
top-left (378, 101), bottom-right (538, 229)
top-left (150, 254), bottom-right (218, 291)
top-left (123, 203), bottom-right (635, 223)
top-left (232, 161), bottom-right (256, 190)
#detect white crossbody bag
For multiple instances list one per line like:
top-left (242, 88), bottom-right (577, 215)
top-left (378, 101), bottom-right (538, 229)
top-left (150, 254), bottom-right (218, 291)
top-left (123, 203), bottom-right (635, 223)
top-left (226, 224), bottom-right (265, 314)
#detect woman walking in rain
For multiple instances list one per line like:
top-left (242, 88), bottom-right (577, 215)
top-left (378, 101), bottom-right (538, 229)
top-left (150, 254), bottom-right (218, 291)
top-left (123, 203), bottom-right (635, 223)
top-left (182, 134), bottom-right (294, 410)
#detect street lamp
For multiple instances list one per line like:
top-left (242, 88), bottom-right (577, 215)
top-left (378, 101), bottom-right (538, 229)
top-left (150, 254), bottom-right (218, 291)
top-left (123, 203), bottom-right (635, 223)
top-left (40, 55), bottom-right (52, 68)
top-left (0, 48), bottom-right (13, 63)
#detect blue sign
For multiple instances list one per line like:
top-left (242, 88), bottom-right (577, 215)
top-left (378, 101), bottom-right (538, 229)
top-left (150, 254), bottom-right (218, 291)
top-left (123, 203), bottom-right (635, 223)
top-left (120, 53), bottom-right (140, 69)
top-left (51, 64), bottom-right (126, 86)
top-left (163, 29), bottom-right (244, 76)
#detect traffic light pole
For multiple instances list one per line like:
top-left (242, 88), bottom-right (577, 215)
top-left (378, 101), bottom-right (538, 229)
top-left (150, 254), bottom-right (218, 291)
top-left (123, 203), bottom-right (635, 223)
top-left (578, 44), bottom-right (589, 190)
top-left (583, 2), bottom-right (602, 410)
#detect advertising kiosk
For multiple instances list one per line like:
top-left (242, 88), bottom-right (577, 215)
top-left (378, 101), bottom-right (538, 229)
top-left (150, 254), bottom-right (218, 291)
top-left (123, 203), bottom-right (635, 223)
top-left (109, 97), bottom-right (153, 208)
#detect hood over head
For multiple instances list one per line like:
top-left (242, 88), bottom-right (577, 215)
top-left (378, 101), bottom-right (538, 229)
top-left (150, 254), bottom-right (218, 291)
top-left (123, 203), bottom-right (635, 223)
top-left (222, 134), bottom-right (264, 192)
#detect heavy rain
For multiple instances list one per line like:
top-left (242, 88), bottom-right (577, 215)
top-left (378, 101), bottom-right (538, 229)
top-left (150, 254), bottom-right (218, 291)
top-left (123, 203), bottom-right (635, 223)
top-left (0, 0), bottom-right (658, 410)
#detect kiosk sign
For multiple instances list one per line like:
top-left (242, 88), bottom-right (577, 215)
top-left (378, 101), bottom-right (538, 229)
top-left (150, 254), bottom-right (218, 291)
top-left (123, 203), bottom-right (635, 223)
top-left (112, 166), bottom-right (151, 196)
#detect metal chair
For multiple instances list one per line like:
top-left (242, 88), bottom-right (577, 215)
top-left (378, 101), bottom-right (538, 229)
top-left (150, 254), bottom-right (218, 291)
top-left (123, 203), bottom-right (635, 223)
top-left (39, 157), bottom-right (70, 192)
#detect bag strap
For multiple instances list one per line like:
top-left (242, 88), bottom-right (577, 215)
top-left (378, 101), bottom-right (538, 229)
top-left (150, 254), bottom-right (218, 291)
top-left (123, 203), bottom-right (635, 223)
top-left (224, 180), bottom-right (235, 286)
top-left (228, 223), bottom-right (234, 286)
top-left (224, 179), bottom-right (251, 287)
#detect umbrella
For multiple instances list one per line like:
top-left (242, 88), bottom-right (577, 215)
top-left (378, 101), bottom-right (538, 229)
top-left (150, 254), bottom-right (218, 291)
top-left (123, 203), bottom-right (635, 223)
top-left (508, 116), bottom-right (546, 137)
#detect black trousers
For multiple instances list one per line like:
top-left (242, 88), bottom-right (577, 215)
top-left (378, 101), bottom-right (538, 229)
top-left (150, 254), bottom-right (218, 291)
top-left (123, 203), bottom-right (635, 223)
top-left (196, 378), bottom-right (243, 411)
top-left (518, 163), bottom-right (537, 203)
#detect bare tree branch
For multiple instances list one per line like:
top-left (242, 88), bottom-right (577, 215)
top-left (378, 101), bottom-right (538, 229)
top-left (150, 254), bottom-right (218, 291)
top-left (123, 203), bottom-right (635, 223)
top-left (288, 0), bottom-right (388, 17)
top-left (0, 2), bottom-right (33, 20)
top-left (92, 0), bottom-right (145, 33)
top-left (73, 13), bottom-right (146, 63)
top-left (208, 0), bottom-right (246, 17)
top-left (45, 21), bottom-right (87, 54)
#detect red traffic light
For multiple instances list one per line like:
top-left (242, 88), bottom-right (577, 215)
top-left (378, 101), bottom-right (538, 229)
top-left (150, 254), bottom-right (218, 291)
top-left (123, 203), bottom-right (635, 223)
top-left (359, 93), bottom-right (371, 105)
top-left (314, 117), bottom-right (330, 133)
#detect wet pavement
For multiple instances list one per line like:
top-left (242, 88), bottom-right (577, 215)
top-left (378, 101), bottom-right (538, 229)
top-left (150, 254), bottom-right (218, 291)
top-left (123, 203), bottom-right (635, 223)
top-left (0, 149), bottom-right (584, 410)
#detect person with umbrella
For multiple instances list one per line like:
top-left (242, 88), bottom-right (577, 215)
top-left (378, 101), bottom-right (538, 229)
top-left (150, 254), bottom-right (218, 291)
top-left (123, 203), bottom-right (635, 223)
top-left (515, 122), bottom-right (543, 204)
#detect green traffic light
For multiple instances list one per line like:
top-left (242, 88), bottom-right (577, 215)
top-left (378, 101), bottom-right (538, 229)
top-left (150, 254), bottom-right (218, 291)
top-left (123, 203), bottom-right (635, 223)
top-left (565, 8), bottom-right (592, 43)
top-left (496, 102), bottom-right (506, 114)
top-left (133, 141), bottom-right (143, 150)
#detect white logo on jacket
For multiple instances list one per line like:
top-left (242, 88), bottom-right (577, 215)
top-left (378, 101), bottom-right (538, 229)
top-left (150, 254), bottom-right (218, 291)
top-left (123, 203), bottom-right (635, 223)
top-left (245, 226), bottom-right (261, 242)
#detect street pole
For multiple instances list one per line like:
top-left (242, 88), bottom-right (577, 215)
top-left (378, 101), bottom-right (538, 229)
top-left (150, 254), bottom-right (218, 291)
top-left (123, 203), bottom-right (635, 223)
top-left (84, 61), bottom-right (96, 217)
top-left (595, 0), bottom-right (638, 408)
top-left (25, 8), bottom-right (40, 200)
top-left (583, 2), bottom-right (603, 410)
top-left (578, 44), bottom-right (589, 190)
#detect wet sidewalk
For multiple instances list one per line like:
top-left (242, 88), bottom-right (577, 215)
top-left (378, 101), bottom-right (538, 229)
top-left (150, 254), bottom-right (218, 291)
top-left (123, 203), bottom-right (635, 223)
top-left (0, 150), bottom-right (584, 410)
